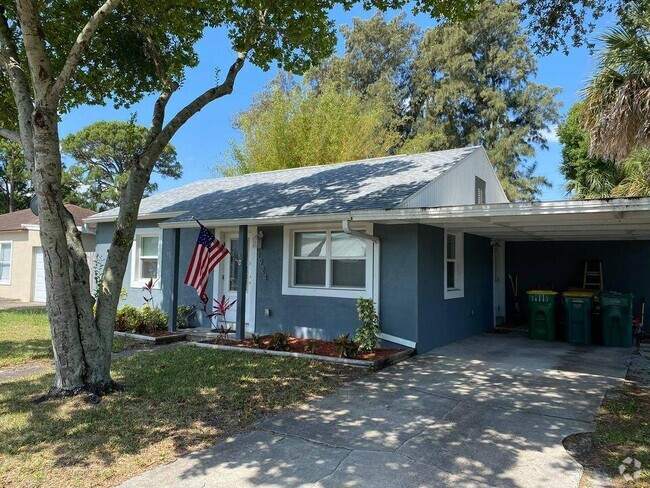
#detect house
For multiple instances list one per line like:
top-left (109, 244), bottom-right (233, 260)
top-left (0, 204), bottom-right (97, 303)
top-left (86, 146), bottom-right (650, 353)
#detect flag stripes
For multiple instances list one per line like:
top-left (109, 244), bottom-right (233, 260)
top-left (184, 224), bottom-right (229, 302)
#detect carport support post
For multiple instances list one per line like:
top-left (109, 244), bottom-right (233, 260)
top-left (169, 228), bottom-right (181, 332)
top-left (236, 225), bottom-right (248, 340)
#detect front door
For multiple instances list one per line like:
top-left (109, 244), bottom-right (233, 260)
top-left (493, 240), bottom-right (506, 326)
top-left (221, 234), bottom-right (240, 324)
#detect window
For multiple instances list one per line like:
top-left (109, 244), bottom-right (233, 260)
top-left (229, 237), bottom-right (240, 291)
top-left (131, 231), bottom-right (160, 287)
top-left (283, 225), bottom-right (375, 299)
top-left (444, 230), bottom-right (464, 299)
top-left (0, 242), bottom-right (11, 284)
top-left (475, 176), bottom-right (486, 204)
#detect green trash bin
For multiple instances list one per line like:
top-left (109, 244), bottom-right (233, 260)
top-left (527, 290), bottom-right (558, 340)
top-left (600, 292), bottom-right (633, 347)
top-left (563, 291), bottom-right (594, 345)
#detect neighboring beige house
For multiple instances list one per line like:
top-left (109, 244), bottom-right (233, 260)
top-left (0, 205), bottom-right (96, 303)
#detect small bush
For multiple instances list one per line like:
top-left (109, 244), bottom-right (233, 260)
top-left (176, 305), bottom-right (194, 329)
top-left (115, 305), bottom-right (168, 335)
top-left (354, 298), bottom-right (381, 352)
top-left (251, 334), bottom-right (265, 348)
top-left (334, 333), bottom-right (359, 358)
top-left (267, 332), bottom-right (290, 351)
top-left (304, 339), bottom-right (318, 354)
top-left (115, 305), bottom-right (141, 333)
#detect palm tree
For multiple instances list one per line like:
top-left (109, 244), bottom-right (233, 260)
top-left (582, 1), bottom-right (650, 163)
top-left (612, 147), bottom-right (650, 197)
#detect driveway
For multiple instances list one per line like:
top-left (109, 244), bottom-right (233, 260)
top-left (121, 333), bottom-right (631, 488)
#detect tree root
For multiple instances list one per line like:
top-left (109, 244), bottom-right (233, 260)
top-left (31, 379), bottom-right (125, 404)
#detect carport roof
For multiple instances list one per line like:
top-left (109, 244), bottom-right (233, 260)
top-left (349, 197), bottom-right (650, 241)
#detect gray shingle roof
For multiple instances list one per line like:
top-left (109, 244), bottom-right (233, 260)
top-left (90, 147), bottom-right (480, 223)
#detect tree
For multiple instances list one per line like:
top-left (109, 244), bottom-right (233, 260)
top-left (406, 0), bottom-right (560, 201)
top-left (0, 0), bottom-right (481, 397)
top-left (612, 148), bottom-right (650, 197)
top-left (62, 121), bottom-right (182, 211)
top-left (557, 102), bottom-right (622, 199)
top-left (220, 76), bottom-right (399, 175)
top-left (582, 0), bottom-right (650, 162)
top-left (0, 140), bottom-right (31, 212)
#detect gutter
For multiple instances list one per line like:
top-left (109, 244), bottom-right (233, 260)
top-left (342, 219), bottom-right (379, 243)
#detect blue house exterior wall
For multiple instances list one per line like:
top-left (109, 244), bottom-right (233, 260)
top-left (505, 240), bottom-right (650, 319)
top-left (417, 226), bottom-right (493, 352)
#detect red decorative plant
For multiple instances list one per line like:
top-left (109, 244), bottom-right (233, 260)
top-left (207, 294), bottom-right (237, 338)
top-left (142, 277), bottom-right (159, 307)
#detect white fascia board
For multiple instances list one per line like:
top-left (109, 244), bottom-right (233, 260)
top-left (350, 198), bottom-right (650, 222)
top-left (84, 211), bottom-right (185, 224)
top-left (22, 223), bottom-right (92, 234)
top-left (158, 212), bottom-right (353, 229)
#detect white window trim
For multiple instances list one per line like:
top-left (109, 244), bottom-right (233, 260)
top-left (130, 229), bottom-right (162, 289)
top-left (444, 230), bottom-right (464, 299)
top-left (282, 223), bottom-right (376, 299)
top-left (0, 241), bottom-right (12, 285)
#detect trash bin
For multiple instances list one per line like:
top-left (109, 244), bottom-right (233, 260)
top-left (562, 291), bottom-right (594, 345)
top-left (600, 292), bottom-right (633, 347)
top-left (527, 290), bottom-right (558, 340)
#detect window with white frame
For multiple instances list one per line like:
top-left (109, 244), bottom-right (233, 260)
top-left (283, 226), bottom-right (374, 298)
top-left (444, 230), bottom-right (464, 299)
top-left (0, 242), bottom-right (11, 284)
top-left (131, 232), bottom-right (160, 287)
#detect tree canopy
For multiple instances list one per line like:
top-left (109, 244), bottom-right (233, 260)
top-left (62, 121), bottom-right (181, 211)
top-left (0, 140), bottom-right (31, 213)
top-left (236, 1), bottom-right (561, 201)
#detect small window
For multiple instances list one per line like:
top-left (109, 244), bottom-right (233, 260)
top-left (475, 176), bottom-right (486, 204)
top-left (293, 232), bottom-right (327, 286)
top-left (132, 232), bottom-right (160, 287)
top-left (331, 232), bottom-right (366, 288)
top-left (0, 242), bottom-right (11, 284)
top-left (444, 231), bottom-right (464, 299)
top-left (229, 238), bottom-right (240, 291)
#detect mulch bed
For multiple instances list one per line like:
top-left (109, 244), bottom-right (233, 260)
top-left (206, 335), bottom-right (402, 360)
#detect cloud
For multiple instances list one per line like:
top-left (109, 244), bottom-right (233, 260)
top-left (540, 124), bottom-right (559, 144)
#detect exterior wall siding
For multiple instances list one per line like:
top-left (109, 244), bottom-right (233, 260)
top-left (505, 240), bottom-right (650, 320)
top-left (416, 226), bottom-right (494, 353)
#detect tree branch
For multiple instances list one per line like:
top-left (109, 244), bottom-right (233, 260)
top-left (49, 0), bottom-right (123, 105)
top-left (150, 53), bottom-right (246, 157)
top-left (0, 128), bottom-right (21, 143)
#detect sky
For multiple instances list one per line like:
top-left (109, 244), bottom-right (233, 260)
top-left (58, 5), bottom-right (617, 202)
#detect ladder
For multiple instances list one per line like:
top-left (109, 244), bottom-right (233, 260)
top-left (583, 260), bottom-right (603, 291)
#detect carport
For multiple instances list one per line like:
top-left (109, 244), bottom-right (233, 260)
top-left (351, 197), bottom-right (650, 329)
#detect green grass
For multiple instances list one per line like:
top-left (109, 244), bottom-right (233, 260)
top-left (0, 346), bottom-right (361, 487)
top-left (0, 309), bottom-right (147, 369)
top-left (0, 309), bottom-right (52, 367)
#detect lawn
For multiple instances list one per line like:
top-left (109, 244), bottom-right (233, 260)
top-left (0, 346), bottom-right (361, 487)
top-left (0, 309), bottom-right (146, 368)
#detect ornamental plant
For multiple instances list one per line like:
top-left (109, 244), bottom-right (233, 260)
top-left (354, 298), bottom-right (381, 352)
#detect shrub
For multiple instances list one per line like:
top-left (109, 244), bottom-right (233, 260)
top-left (115, 305), bottom-right (168, 335)
top-left (334, 333), bottom-right (359, 358)
top-left (267, 332), bottom-right (290, 351)
top-left (251, 333), bottom-right (265, 348)
top-left (140, 306), bottom-right (168, 333)
top-left (304, 339), bottom-right (318, 354)
top-left (176, 305), bottom-right (194, 329)
top-left (354, 298), bottom-right (381, 352)
top-left (115, 305), bottom-right (141, 333)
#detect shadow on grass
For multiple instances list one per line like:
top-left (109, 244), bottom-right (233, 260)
top-left (0, 346), bottom-right (360, 486)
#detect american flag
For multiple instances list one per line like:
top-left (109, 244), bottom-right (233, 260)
top-left (184, 224), bottom-right (229, 302)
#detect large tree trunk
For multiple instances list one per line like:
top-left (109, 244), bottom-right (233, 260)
top-left (31, 104), bottom-right (112, 393)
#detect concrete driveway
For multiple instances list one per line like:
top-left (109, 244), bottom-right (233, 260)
top-left (121, 333), bottom-right (631, 488)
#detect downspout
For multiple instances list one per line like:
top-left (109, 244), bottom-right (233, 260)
top-left (341, 220), bottom-right (417, 351)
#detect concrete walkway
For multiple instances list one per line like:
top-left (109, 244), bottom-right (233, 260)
top-left (121, 333), bottom-right (631, 488)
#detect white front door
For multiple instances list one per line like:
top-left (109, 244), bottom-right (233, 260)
top-left (221, 234), bottom-right (240, 324)
top-left (492, 240), bottom-right (506, 326)
top-left (33, 247), bottom-right (47, 303)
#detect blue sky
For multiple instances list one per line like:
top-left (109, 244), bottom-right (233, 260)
top-left (58, 5), bottom-right (616, 201)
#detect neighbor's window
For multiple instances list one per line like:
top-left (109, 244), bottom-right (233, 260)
top-left (283, 229), bottom-right (372, 297)
top-left (133, 233), bottom-right (159, 285)
top-left (444, 230), bottom-right (464, 299)
top-left (0, 242), bottom-right (11, 284)
top-left (475, 176), bottom-right (486, 204)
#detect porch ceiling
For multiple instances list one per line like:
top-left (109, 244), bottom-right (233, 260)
top-left (350, 198), bottom-right (650, 241)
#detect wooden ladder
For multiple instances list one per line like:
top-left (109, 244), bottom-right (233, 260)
top-left (583, 260), bottom-right (603, 291)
